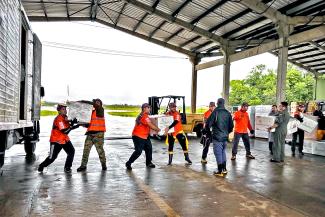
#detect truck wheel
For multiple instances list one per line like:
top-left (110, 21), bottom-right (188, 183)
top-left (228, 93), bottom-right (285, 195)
top-left (24, 141), bottom-right (36, 156)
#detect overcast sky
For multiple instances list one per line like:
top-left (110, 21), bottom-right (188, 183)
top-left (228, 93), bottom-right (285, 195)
top-left (31, 21), bottom-right (278, 106)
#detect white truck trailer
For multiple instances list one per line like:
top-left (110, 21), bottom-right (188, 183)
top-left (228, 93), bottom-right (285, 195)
top-left (0, 0), bottom-right (43, 168)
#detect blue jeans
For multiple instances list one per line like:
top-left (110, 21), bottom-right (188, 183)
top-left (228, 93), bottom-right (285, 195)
top-left (213, 140), bottom-right (227, 165)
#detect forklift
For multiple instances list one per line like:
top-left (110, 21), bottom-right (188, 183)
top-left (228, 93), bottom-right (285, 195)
top-left (148, 95), bottom-right (204, 138)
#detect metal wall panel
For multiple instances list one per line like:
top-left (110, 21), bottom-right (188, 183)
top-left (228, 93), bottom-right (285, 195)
top-left (25, 30), bottom-right (33, 121)
top-left (0, 0), bottom-right (20, 123)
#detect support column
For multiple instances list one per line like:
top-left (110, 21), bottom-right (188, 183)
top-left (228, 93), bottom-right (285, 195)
top-left (190, 56), bottom-right (201, 114)
top-left (221, 45), bottom-right (234, 106)
top-left (276, 46), bottom-right (288, 104)
top-left (275, 23), bottom-right (292, 104)
top-left (223, 55), bottom-right (231, 106)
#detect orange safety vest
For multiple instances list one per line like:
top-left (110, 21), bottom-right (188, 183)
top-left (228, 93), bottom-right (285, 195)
top-left (167, 111), bottom-right (183, 136)
top-left (132, 113), bottom-right (151, 139)
top-left (87, 110), bottom-right (106, 132)
top-left (204, 110), bottom-right (212, 121)
top-left (50, 114), bottom-right (70, 144)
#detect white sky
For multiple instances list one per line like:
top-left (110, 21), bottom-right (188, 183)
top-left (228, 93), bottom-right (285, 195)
top-left (31, 21), bottom-right (278, 106)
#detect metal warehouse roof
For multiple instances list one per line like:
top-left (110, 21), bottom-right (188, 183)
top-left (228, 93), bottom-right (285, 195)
top-left (22, 0), bottom-right (325, 74)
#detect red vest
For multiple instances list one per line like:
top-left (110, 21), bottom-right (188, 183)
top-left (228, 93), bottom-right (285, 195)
top-left (87, 110), bottom-right (106, 132)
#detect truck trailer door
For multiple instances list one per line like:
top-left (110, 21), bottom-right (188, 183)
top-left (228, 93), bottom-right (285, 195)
top-left (23, 30), bottom-right (33, 121)
top-left (32, 34), bottom-right (42, 121)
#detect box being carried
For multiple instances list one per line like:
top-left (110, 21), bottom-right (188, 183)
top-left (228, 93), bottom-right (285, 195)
top-left (255, 115), bottom-right (298, 138)
top-left (255, 115), bottom-right (276, 138)
top-left (67, 101), bottom-right (93, 124)
top-left (297, 114), bottom-right (318, 133)
top-left (149, 115), bottom-right (174, 136)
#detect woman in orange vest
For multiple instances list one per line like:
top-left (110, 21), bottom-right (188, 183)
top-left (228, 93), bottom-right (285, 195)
top-left (125, 103), bottom-right (160, 170)
top-left (38, 104), bottom-right (79, 173)
top-left (164, 102), bottom-right (192, 165)
top-left (77, 99), bottom-right (107, 172)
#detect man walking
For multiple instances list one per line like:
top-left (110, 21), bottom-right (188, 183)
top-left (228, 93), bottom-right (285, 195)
top-left (125, 103), bottom-right (160, 170)
top-left (201, 102), bottom-right (216, 164)
top-left (38, 104), bottom-right (79, 173)
top-left (77, 99), bottom-right (107, 172)
top-left (268, 102), bottom-right (290, 163)
top-left (231, 102), bottom-right (255, 160)
top-left (205, 98), bottom-right (233, 177)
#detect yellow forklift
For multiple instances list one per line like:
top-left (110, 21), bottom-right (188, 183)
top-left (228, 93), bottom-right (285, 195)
top-left (148, 95), bottom-right (204, 138)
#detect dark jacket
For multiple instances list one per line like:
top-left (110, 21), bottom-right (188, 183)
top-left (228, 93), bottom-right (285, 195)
top-left (205, 105), bottom-right (234, 142)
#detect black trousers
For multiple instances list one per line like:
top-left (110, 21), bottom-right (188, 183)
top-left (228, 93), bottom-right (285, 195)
top-left (168, 133), bottom-right (188, 154)
top-left (232, 133), bottom-right (251, 155)
top-left (292, 129), bottom-right (305, 153)
top-left (39, 141), bottom-right (75, 169)
top-left (127, 136), bottom-right (153, 165)
top-left (201, 135), bottom-right (211, 159)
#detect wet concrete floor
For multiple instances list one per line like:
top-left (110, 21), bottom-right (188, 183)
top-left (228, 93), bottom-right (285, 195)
top-left (1, 116), bottom-right (325, 217)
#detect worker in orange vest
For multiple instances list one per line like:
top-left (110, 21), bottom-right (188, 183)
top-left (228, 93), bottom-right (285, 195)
top-left (125, 103), bottom-right (160, 170)
top-left (201, 101), bottom-right (216, 164)
top-left (38, 104), bottom-right (79, 173)
top-left (77, 98), bottom-right (107, 172)
top-left (164, 102), bottom-right (192, 165)
top-left (231, 102), bottom-right (255, 160)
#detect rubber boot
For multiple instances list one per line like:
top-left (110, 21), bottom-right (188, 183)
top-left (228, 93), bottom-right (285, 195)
top-left (222, 162), bottom-right (228, 174)
top-left (213, 164), bottom-right (224, 177)
top-left (184, 153), bottom-right (192, 165)
top-left (167, 154), bottom-right (173, 165)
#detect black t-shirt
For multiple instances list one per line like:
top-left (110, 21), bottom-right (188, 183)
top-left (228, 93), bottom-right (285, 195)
top-left (313, 110), bottom-right (325, 130)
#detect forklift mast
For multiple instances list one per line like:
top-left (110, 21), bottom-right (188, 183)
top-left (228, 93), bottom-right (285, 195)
top-left (148, 96), bottom-right (187, 124)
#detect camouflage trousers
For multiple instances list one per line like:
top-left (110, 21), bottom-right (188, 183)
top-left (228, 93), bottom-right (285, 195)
top-left (80, 132), bottom-right (106, 167)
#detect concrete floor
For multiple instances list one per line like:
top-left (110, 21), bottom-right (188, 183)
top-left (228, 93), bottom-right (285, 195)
top-left (1, 116), bottom-right (325, 217)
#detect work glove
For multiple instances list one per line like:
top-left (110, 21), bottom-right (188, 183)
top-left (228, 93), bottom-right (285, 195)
top-left (250, 130), bottom-right (255, 134)
top-left (70, 118), bottom-right (78, 125)
top-left (71, 124), bottom-right (80, 130)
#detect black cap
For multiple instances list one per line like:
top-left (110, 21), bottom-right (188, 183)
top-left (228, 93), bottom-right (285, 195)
top-left (141, 103), bottom-right (150, 109)
top-left (56, 103), bottom-right (67, 111)
top-left (242, 102), bottom-right (249, 107)
top-left (169, 102), bottom-right (176, 108)
top-left (209, 102), bottom-right (216, 107)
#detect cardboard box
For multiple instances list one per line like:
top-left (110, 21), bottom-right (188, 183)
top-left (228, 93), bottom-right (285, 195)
top-left (254, 115), bottom-right (298, 138)
top-left (287, 118), bottom-right (298, 135)
top-left (149, 115), bottom-right (174, 136)
top-left (67, 101), bottom-right (93, 124)
top-left (297, 114), bottom-right (318, 133)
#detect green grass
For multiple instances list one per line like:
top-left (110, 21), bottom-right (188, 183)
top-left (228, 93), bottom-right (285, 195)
top-left (41, 110), bottom-right (57, 116)
top-left (104, 104), bottom-right (140, 111)
top-left (107, 111), bottom-right (139, 117)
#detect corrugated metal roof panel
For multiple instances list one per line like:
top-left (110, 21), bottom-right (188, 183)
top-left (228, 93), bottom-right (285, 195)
top-left (157, 0), bottom-right (184, 14)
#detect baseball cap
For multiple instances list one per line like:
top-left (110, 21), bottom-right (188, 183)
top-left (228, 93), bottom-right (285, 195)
top-left (209, 102), bottom-right (216, 107)
top-left (169, 102), bottom-right (176, 108)
top-left (141, 103), bottom-right (150, 109)
top-left (57, 103), bottom-right (67, 111)
top-left (242, 102), bottom-right (249, 107)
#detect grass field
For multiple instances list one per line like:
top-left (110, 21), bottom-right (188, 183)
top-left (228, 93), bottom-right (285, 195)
top-left (41, 110), bottom-right (58, 116)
